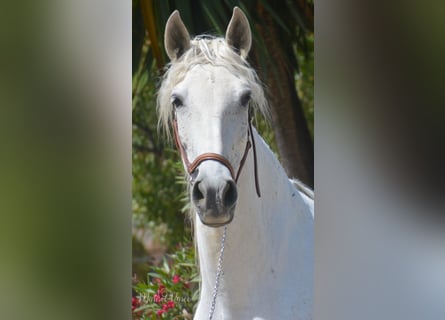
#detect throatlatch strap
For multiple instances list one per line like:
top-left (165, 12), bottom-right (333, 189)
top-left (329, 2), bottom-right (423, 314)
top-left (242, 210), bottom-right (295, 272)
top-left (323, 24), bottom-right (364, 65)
top-left (248, 120), bottom-right (261, 197)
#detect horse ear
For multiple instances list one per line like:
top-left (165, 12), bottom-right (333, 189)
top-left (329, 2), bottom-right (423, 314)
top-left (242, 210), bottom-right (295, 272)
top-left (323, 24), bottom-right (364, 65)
top-left (225, 7), bottom-right (252, 58)
top-left (164, 10), bottom-right (191, 61)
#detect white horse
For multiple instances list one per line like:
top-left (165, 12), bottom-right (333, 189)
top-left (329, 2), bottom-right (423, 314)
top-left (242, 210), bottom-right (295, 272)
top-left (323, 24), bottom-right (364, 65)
top-left (158, 7), bottom-right (313, 320)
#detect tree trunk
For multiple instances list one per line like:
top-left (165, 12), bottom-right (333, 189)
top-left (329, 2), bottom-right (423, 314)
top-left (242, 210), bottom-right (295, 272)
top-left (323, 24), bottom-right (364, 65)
top-left (256, 9), bottom-right (314, 188)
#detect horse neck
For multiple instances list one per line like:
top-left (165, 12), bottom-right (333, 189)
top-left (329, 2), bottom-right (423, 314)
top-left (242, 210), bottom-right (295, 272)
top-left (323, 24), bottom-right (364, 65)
top-left (195, 127), bottom-right (313, 306)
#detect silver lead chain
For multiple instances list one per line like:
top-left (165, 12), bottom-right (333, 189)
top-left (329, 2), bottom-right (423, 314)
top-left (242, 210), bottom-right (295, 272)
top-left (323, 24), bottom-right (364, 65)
top-left (208, 225), bottom-right (227, 320)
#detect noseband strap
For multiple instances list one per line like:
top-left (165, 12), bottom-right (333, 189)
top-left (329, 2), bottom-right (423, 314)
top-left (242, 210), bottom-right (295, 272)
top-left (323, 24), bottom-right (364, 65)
top-left (189, 153), bottom-right (235, 180)
top-left (172, 117), bottom-right (261, 197)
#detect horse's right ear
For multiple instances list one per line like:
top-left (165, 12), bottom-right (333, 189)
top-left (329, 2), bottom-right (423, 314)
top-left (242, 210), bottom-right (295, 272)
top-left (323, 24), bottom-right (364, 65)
top-left (164, 10), bottom-right (191, 61)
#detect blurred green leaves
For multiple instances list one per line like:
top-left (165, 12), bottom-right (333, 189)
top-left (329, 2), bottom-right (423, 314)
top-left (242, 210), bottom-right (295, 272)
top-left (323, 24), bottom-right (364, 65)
top-left (296, 34), bottom-right (314, 140)
top-left (132, 45), bottom-right (191, 250)
top-left (134, 0), bottom-right (313, 74)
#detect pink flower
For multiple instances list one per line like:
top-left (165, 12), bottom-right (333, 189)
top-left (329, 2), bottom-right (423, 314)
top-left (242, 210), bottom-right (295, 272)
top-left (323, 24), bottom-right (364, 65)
top-left (153, 294), bottom-right (161, 304)
top-left (172, 275), bottom-right (180, 284)
top-left (132, 296), bottom-right (140, 311)
top-left (167, 301), bottom-right (175, 308)
top-left (162, 303), bottom-right (169, 311)
top-left (156, 309), bottom-right (164, 316)
top-left (157, 285), bottom-right (166, 295)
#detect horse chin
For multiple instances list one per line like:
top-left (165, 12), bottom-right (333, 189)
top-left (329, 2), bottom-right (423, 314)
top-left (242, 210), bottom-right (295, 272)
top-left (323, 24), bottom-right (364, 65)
top-left (197, 209), bottom-right (234, 228)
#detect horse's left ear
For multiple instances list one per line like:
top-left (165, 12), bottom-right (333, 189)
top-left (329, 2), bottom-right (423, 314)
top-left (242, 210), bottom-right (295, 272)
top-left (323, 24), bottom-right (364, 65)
top-left (225, 7), bottom-right (252, 58)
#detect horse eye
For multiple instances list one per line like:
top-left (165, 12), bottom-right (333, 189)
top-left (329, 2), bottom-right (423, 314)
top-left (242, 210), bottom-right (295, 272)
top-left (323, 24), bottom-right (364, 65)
top-left (240, 91), bottom-right (252, 107)
top-left (171, 95), bottom-right (183, 108)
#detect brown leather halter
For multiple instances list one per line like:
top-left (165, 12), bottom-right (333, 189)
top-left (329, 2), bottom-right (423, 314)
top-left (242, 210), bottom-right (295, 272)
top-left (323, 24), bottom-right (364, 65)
top-left (172, 114), bottom-right (261, 197)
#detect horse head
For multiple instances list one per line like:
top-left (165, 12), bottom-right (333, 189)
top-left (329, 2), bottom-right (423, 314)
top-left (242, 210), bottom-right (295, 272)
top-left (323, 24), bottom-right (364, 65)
top-left (161, 8), bottom-right (262, 227)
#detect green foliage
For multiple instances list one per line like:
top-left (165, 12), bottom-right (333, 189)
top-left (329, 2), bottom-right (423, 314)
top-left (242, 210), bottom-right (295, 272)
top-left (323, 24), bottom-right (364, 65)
top-left (296, 34), bottom-right (314, 141)
top-left (134, 0), bottom-right (313, 71)
top-left (253, 113), bottom-right (278, 155)
top-left (133, 244), bottom-right (199, 319)
top-left (132, 44), bottom-right (190, 249)
top-left (132, 5), bottom-right (314, 318)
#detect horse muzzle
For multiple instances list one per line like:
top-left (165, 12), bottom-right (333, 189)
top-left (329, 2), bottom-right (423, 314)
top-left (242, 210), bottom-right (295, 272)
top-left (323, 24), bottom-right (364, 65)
top-left (192, 176), bottom-right (238, 227)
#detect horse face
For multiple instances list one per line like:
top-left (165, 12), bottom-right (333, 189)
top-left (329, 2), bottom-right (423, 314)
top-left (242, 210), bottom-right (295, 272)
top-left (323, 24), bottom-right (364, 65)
top-left (164, 8), bottom-right (254, 227)
top-left (172, 64), bottom-right (251, 226)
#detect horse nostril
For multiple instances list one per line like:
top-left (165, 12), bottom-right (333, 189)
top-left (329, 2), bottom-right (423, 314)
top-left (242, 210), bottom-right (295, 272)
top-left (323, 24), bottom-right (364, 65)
top-left (222, 180), bottom-right (238, 209)
top-left (192, 181), bottom-right (205, 202)
top-left (192, 179), bottom-right (237, 213)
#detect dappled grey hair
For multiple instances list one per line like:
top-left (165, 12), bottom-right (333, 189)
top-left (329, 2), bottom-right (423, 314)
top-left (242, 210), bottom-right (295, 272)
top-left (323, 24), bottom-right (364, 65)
top-left (157, 36), bottom-right (269, 138)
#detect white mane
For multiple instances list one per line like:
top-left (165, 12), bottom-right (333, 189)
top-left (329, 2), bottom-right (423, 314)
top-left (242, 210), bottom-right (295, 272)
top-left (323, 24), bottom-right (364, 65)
top-left (291, 178), bottom-right (314, 200)
top-left (157, 36), bottom-right (269, 138)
